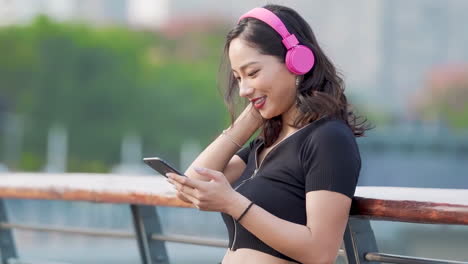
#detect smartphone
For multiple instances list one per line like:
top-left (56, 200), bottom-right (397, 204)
top-left (143, 157), bottom-right (185, 177)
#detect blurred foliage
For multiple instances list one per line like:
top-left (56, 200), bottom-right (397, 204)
top-left (427, 88), bottom-right (468, 129)
top-left (0, 16), bottom-right (384, 172)
top-left (0, 16), bottom-right (228, 171)
top-left (346, 93), bottom-right (391, 129)
top-left (415, 66), bottom-right (468, 129)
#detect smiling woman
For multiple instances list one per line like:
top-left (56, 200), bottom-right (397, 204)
top-left (229, 38), bottom-right (298, 119)
top-left (222, 5), bottom-right (370, 148)
top-left (166, 4), bottom-right (371, 264)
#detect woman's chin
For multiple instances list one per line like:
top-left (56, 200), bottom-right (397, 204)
top-left (260, 107), bottom-right (283, 119)
top-left (258, 110), bottom-right (269, 119)
top-left (258, 107), bottom-right (282, 120)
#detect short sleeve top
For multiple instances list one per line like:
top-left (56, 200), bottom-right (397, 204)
top-left (221, 117), bottom-right (361, 263)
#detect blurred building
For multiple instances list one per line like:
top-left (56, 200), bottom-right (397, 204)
top-left (0, 0), bottom-right (127, 25)
top-left (1, 0), bottom-right (468, 116)
top-left (379, 0), bottom-right (468, 115)
top-left (127, 0), bottom-right (169, 28)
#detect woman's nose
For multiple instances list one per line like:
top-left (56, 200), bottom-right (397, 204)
top-left (239, 82), bottom-right (254, 98)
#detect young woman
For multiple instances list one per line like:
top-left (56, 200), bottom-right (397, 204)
top-left (167, 4), bottom-right (369, 264)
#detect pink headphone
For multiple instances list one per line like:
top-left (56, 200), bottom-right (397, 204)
top-left (238, 7), bottom-right (315, 75)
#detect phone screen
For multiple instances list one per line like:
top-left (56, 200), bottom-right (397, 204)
top-left (143, 157), bottom-right (185, 177)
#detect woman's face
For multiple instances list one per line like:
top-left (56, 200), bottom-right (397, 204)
top-left (229, 38), bottom-right (297, 120)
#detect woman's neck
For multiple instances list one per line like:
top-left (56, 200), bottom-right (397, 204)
top-left (280, 104), bottom-right (301, 136)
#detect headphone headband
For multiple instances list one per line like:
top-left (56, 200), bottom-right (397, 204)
top-left (238, 7), bottom-right (299, 49)
top-left (237, 7), bottom-right (315, 75)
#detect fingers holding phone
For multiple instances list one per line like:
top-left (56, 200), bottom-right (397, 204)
top-left (175, 190), bottom-right (192, 203)
top-left (143, 157), bottom-right (184, 177)
top-left (143, 157), bottom-right (196, 204)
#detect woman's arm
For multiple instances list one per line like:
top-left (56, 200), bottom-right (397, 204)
top-left (168, 120), bottom-right (357, 262)
top-left (227, 190), bottom-right (351, 264)
top-left (167, 169), bottom-right (351, 264)
top-left (226, 124), bottom-right (358, 263)
top-left (184, 104), bottom-right (263, 184)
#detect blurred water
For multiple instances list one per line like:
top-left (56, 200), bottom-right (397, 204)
top-left (360, 150), bottom-right (468, 188)
top-left (6, 201), bottom-right (227, 264)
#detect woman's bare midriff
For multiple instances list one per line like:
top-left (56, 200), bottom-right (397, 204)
top-left (222, 248), bottom-right (299, 264)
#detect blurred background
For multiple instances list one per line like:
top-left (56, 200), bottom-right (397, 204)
top-left (0, 0), bottom-right (467, 263)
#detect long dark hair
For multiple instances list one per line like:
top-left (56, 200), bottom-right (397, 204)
top-left (219, 4), bottom-right (371, 147)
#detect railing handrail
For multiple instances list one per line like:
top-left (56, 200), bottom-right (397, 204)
top-left (1, 172), bottom-right (467, 264)
top-left (0, 172), bottom-right (467, 225)
top-left (352, 186), bottom-right (468, 225)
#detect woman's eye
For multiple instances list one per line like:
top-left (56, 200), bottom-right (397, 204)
top-left (248, 70), bottom-right (259, 77)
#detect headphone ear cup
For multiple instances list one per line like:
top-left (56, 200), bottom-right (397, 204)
top-left (285, 45), bottom-right (315, 75)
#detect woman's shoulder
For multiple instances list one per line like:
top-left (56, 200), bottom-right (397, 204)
top-left (303, 117), bottom-right (353, 139)
top-left (298, 117), bottom-right (362, 183)
top-left (300, 117), bottom-right (358, 152)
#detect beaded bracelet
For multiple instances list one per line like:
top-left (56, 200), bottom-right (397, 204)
top-left (221, 129), bottom-right (242, 148)
top-left (237, 201), bottom-right (254, 222)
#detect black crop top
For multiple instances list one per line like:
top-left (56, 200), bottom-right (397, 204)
top-left (220, 117), bottom-right (361, 263)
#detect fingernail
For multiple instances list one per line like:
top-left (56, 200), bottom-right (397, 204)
top-left (194, 167), bottom-right (205, 172)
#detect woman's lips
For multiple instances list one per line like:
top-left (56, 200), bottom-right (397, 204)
top-left (253, 96), bottom-right (266, 109)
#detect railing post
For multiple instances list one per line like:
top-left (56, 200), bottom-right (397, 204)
top-left (343, 218), bottom-right (379, 264)
top-left (131, 205), bottom-right (169, 264)
top-left (0, 199), bottom-right (17, 264)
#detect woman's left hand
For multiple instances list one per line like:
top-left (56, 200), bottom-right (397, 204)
top-left (166, 167), bottom-right (240, 214)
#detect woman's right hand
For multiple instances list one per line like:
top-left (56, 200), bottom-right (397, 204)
top-left (222, 103), bottom-right (264, 144)
top-left (238, 103), bottom-right (264, 129)
top-left (176, 191), bottom-right (192, 203)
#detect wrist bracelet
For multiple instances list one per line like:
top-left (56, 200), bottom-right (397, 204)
top-left (237, 201), bottom-right (254, 222)
top-left (221, 129), bottom-right (243, 148)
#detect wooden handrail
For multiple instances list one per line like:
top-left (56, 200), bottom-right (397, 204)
top-left (0, 173), bottom-right (467, 225)
top-left (351, 186), bottom-right (468, 225)
top-left (0, 173), bottom-right (191, 208)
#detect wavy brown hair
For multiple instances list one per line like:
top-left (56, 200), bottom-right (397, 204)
top-left (219, 4), bottom-right (371, 147)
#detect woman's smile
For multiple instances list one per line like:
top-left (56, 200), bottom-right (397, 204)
top-left (251, 96), bottom-right (267, 109)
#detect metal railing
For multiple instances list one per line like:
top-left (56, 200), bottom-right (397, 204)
top-left (0, 173), bottom-right (467, 264)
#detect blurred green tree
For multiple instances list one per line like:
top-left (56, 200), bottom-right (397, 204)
top-left (0, 16), bottom-right (227, 171)
top-left (412, 65), bottom-right (468, 129)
